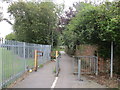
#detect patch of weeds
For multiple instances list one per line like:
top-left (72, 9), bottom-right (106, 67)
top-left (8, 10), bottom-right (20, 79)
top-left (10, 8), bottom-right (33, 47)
top-left (38, 64), bottom-right (43, 68)
top-left (53, 67), bottom-right (56, 73)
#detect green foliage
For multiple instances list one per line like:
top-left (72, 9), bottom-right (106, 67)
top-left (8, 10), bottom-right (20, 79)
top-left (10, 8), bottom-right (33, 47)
top-left (5, 32), bottom-right (16, 40)
top-left (53, 46), bottom-right (65, 51)
top-left (8, 1), bottom-right (60, 46)
top-left (39, 64), bottom-right (43, 68)
top-left (63, 1), bottom-right (120, 58)
top-left (53, 67), bottom-right (56, 73)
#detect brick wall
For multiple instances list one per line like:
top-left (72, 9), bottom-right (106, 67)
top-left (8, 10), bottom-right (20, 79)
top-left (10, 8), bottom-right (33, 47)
top-left (75, 45), bottom-right (97, 56)
top-left (75, 45), bottom-right (110, 74)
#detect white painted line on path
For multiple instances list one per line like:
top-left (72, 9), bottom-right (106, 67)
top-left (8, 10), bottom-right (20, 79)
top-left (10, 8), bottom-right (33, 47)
top-left (51, 77), bottom-right (58, 88)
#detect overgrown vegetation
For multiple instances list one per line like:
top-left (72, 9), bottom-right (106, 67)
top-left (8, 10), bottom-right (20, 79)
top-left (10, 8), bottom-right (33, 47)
top-left (63, 1), bottom-right (120, 74)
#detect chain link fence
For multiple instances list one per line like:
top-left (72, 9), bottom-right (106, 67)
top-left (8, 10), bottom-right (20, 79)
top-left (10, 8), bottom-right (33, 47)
top-left (0, 39), bottom-right (51, 88)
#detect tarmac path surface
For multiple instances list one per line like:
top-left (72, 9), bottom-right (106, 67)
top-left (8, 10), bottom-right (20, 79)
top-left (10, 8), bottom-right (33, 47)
top-left (13, 61), bottom-right (55, 88)
top-left (13, 51), bottom-right (106, 88)
top-left (55, 51), bottom-right (106, 88)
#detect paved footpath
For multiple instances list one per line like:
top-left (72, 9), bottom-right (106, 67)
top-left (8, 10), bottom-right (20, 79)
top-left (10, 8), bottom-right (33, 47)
top-left (13, 51), bottom-right (107, 88)
top-left (13, 61), bottom-right (56, 88)
top-left (55, 51), bottom-right (106, 88)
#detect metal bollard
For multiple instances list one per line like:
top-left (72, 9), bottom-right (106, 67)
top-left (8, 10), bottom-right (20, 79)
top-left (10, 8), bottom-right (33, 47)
top-left (78, 59), bottom-right (81, 80)
top-left (96, 57), bottom-right (98, 76)
top-left (73, 58), bottom-right (75, 74)
top-left (56, 57), bottom-right (58, 76)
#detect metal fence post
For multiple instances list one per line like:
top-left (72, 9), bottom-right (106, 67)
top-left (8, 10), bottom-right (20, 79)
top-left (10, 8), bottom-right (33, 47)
top-left (23, 42), bottom-right (26, 71)
top-left (78, 59), bottom-right (81, 80)
top-left (96, 57), bottom-right (98, 75)
top-left (56, 51), bottom-right (60, 76)
top-left (56, 57), bottom-right (58, 76)
top-left (28, 46), bottom-right (29, 58)
top-left (73, 58), bottom-right (75, 74)
top-left (49, 45), bottom-right (51, 61)
top-left (58, 57), bottom-right (60, 71)
top-left (110, 41), bottom-right (113, 78)
top-left (56, 51), bottom-right (59, 76)
top-left (18, 44), bottom-right (19, 55)
top-left (0, 38), bottom-right (3, 88)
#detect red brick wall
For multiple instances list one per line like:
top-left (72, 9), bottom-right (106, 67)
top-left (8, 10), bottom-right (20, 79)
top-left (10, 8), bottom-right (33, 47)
top-left (75, 45), bottom-right (97, 56)
top-left (75, 45), bottom-right (110, 73)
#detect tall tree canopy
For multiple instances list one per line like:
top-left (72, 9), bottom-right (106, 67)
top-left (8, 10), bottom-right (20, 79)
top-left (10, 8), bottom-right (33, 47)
top-left (63, 1), bottom-right (120, 58)
top-left (8, 1), bottom-right (59, 46)
top-left (63, 1), bottom-right (120, 74)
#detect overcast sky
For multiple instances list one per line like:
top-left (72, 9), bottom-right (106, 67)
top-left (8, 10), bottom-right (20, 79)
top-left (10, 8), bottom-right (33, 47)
top-left (0, 0), bottom-right (113, 38)
top-left (0, 1), bottom-right (13, 38)
top-left (0, 0), bottom-right (80, 38)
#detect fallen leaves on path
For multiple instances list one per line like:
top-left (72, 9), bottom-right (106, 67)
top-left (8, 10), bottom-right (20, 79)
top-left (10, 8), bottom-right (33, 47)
top-left (84, 73), bottom-right (120, 88)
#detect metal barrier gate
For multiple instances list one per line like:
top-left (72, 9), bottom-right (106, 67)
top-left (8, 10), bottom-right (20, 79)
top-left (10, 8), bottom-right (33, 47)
top-left (73, 56), bottom-right (98, 80)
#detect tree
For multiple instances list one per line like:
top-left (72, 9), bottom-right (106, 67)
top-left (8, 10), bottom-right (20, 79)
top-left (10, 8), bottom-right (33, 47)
top-left (8, 1), bottom-right (60, 46)
top-left (63, 2), bottom-right (94, 53)
top-left (63, 1), bottom-right (120, 74)
top-left (0, 0), bottom-right (13, 25)
top-left (5, 32), bottom-right (16, 40)
top-left (63, 1), bottom-right (120, 56)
